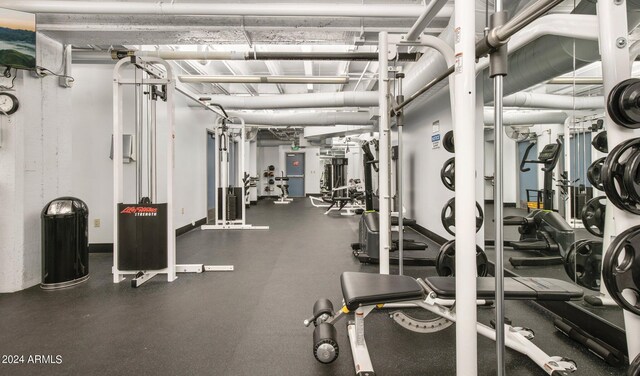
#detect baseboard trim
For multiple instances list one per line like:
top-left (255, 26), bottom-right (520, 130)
top-left (89, 243), bottom-right (113, 253)
top-left (176, 217), bottom-right (207, 237)
top-left (484, 200), bottom-right (516, 207)
top-left (409, 223), bottom-right (447, 246)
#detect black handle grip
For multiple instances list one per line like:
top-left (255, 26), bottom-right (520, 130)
top-left (520, 142), bottom-right (536, 172)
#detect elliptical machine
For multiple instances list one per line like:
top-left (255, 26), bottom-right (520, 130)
top-left (503, 139), bottom-right (575, 267)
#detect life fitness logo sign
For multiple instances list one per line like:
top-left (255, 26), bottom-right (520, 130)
top-left (120, 206), bottom-right (158, 217)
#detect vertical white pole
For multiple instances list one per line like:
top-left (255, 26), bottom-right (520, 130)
top-left (240, 120), bottom-right (247, 225)
top-left (493, 53), bottom-right (506, 376)
top-left (563, 117), bottom-right (571, 222)
top-left (112, 66), bottom-right (124, 283)
top-left (453, 0), bottom-right (478, 374)
top-left (597, 0), bottom-right (640, 359)
top-left (150, 99), bottom-right (157, 202)
top-left (166, 71), bottom-right (176, 282)
top-left (378, 32), bottom-right (391, 275)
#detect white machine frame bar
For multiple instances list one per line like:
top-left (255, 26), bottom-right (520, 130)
top-left (341, 294), bottom-right (576, 376)
top-left (113, 56), bottom-right (233, 285)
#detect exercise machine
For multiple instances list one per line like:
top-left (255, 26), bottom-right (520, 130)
top-left (201, 117), bottom-right (269, 230)
top-left (503, 140), bottom-right (576, 267)
top-left (274, 171), bottom-right (293, 204)
top-left (112, 57), bottom-right (233, 287)
top-left (305, 272), bottom-right (582, 375)
top-left (351, 212), bottom-right (430, 265)
top-left (351, 136), bottom-right (430, 264)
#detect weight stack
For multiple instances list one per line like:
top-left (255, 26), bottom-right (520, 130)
top-left (218, 187), bottom-right (244, 221)
top-left (117, 203), bottom-right (168, 271)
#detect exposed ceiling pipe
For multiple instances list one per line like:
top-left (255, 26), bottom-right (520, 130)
top-left (197, 92), bottom-right (378, 110)
top-left (227, 111), bottom-right (374, 126)
top-left (131, 50), bottom-right (422, 62)
top-left (179, 75), bottom-right (349, 84)
top-left (0, 1), bottom-right (450, 18)
top-left (72, 50), bottom-right (422, 62)
top-left (502, 92), bottom-right (604, 109)
top-left (547, 77), bottom-right (603, 85)
top-left (404, 0), bottom-right (449, 41)
top-left (483, 110), bottom-right (568, 125)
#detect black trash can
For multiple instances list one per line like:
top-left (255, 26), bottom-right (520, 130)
top-left (41, 197), bottom-right (89, 290)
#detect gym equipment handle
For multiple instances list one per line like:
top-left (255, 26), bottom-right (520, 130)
top-left (519, 142), bottom-right (536, 172)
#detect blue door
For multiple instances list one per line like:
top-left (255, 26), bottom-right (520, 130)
top-left (518, 141), bottom-right (538, 208)
top-left (207, 132), bottom-right (216, 219)
top-left (286, 153), bottom-right (305, 197)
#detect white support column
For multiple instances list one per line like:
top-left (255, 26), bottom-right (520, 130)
top-left (453, 0), bottom-right (478, 374)
top-left (378, 32), bottom-right (391, 275)
top-left (112, 63), bottom-right (124, 284)
top-left (166, 72), bottom-right (177, 282)
top-left (597, 0), bottom-right (640, 360)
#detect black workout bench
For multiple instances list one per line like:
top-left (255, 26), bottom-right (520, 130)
top-left (307, 272), bottom-right (583, 376)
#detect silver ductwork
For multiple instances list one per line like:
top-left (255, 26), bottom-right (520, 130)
top-left (481, 0), bottom-right (640, 100)
top-left (201, 92), bottom-right (378, 110)
top-left (502, 92), bottom-right (604, 109)
top-left (484, 110), bottom-right (568, 125)
top-left (227, 111), bottom-right (374, 126)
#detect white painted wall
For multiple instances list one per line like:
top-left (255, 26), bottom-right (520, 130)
top-left (484, 130), bottom-right (518, 205)
top-left (401, 86), bottom-right (485, 243)
top-left (304, 146), bottom-right (322, 194)
top-left (347, 148), bottom-right (363, 184)
top-left (0, 35), bottom-right (73, 292)
top-left (71, 63), bottom-right (218, 244)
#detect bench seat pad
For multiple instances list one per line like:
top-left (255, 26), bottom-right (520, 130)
top-left (341, 272), bottom-right (423, 311)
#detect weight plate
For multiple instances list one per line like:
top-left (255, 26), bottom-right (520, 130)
top-left (587, 157), bottom-right (605, 191)
top-left (440, 198), bottom-right (484, 236)
top-left (436, 240), bottom-right (488, 277)
top-left (624, 149), bottom-right (640, 204)
top-left (603, 225), bottom-right (640, 316)
top-left (440, 157), bottom-right (455, 191)
top-left (618, 80), bottom-right (640, 127)
top-left (581, 196), bottom-right (606, 238)
top-left (608, 79), bottom-right (637, 128)
top-left (564, 239), bottom-right (602, 291)
top-left (592, 131), bottom-right (608, 153)
top-left (602, 138), bottom-right (640, 215)
top-left (443, 131), bottom-right (455, 153)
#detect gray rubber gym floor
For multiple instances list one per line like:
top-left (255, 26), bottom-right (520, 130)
top-left (0, 199), bottom-right (628, 375)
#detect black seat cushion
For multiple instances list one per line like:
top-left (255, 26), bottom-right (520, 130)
top-left (341, 272), bottom-right (424, 311)
top-left (422, 277), bottom-right (583, 301)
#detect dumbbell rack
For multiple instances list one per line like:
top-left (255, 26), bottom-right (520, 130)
top-left (262, 167), bottom-right (276, 197)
